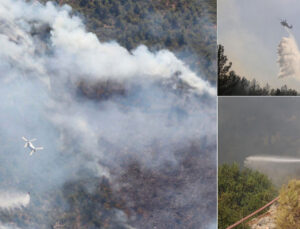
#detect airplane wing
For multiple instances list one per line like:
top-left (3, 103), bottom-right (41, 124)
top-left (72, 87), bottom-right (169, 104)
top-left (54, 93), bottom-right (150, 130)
top-left (30, 138), bottom-right (37, 142)
top-left (36, 147), bottom-right (43, 151)
top-left (22, 137), bottom-right (28, 141)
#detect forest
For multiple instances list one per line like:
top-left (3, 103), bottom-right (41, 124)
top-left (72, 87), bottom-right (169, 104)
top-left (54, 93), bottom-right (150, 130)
top-left (219, 163), bottom-right (300, 229)
top-left (218, 163), bottom-right (277, 229)
top-left (40, 0), bottom-right (217, 83)
top-left (218, 45), bottom-right (298, 96)
top-left (0, 0), bottom-right (217, 228)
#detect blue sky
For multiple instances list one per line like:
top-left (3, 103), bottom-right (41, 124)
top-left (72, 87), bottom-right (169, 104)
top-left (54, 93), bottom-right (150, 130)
top-left (218, 0), bottom-right (300, 90)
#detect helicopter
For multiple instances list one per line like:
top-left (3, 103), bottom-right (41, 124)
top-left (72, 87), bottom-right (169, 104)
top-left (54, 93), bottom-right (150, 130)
top-left (22, 137), bottom-right (44, 156)
top-left (280, 19), bottom-right (293, 29)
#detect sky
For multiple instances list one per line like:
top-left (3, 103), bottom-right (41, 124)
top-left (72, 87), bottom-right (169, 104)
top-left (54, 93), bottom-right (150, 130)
top-left (218, 0), bottom-right (300, 90)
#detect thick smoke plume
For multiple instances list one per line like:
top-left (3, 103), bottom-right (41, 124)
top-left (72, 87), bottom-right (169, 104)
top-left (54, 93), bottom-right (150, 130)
top-left (0, 223), bottom-right (21, 229)
top-left (0, 0), bottom-right (216, 228)
top-left (278, 29), bottom-right (300, 79)
top-left (0, 191), bottom-right (30, 210)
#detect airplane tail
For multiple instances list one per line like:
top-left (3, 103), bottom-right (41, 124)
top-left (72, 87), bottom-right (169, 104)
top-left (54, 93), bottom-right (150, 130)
top-left (29, 150), bottom-right (34, 156)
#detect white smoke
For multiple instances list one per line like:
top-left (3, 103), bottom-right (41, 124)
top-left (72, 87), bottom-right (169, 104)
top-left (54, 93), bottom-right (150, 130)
top-left (0, 0), bottom-right (215, 95)
top-left (0, 223), bottom-right (21, 229)
top-left (0, 0), bottom-right (216, 227)
top-left (277, 29), bottom-right (300, 79)
top-left (0, 191), bottom-right (30, 210)
top-left (209, 222), bottom-right (217, 229)
top-left (0, 0), bottom-right (216, 176)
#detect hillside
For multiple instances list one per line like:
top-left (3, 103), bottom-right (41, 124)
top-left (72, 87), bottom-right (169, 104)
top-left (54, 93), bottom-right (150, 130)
top-left (0, 0), bottom-right (217, 228)
top-left (218, 163), bottom-right (277, 229)
top-left (40, 0), bottom-right (217, 83)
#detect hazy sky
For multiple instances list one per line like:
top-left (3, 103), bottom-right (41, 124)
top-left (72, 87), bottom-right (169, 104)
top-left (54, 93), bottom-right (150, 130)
top-left (218, 0), bottom-right (300, 90)
top-left (219, 97), bottom-right (300, 165)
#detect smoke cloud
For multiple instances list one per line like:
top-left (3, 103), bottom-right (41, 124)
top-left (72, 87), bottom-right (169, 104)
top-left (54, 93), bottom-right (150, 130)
top-left (277, 29), bottom-right (300, 79)
top-left (0, 191), bottom-right (30, 210)
top-left (0, 0), bottom-right (216, 228)
top-left (0, 223), bottom-right (21, 229)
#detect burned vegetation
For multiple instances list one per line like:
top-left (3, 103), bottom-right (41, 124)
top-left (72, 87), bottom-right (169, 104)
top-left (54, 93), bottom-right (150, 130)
top-left (0, 0), bottom-right (216, 228)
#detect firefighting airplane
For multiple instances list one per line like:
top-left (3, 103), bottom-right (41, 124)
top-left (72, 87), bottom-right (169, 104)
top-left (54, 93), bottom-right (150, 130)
top-left (22, 137), bottom-right (43, 156)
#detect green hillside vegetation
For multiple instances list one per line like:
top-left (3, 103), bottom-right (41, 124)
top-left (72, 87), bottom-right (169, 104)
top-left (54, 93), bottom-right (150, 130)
top-left (276, 179), bottom-right (300, 229)
top-left (218, 45), bottom-right (298, 95)
top-left (218, 163), bottom-right (277, 229)
top-left (40, 0), bottom-right (217, 82)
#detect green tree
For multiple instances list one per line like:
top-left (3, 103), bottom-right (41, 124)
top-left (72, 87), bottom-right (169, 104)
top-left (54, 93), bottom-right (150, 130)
top-left (218, 45), bottom-right (232, 91)
top-left (218, 44), bottom-right (299, 95)
top-left (79, 0), bottom-right (88, 7)
top-left (40, 0), bottom-right (217, 82)
top-left (218, 163), bottom-right (277, 229)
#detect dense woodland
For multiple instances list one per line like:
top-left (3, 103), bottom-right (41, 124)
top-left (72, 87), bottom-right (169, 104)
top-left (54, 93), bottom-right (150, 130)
top-left (0, 142), bottom-right (216, 228)
top-left (0, 1), bottom-right (217, 228)
top-left (218, 163), bottom-right (277, 229)
top-left (40, 0), bottom-right (217, 82)
top-left (218, 45), bottom-right (298, 95)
